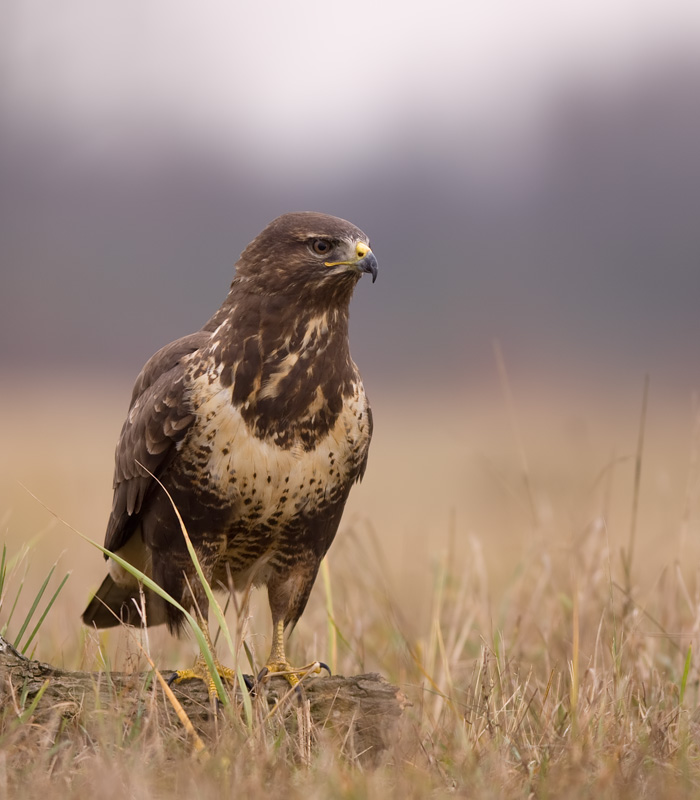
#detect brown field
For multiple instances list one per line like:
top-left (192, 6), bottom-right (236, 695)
top-left (2, 370), bottom-right (700, 797)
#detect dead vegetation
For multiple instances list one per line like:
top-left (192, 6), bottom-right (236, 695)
top-left (3, 377), bottom-right (700, 797)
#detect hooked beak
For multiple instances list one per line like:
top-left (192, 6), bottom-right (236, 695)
top-left (357, 251), bottom-right (378, 283)
top-left (325, 241), bottom-right (378, 283)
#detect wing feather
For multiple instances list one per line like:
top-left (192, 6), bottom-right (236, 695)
top-left (104, 331), bottom-right (210, 554)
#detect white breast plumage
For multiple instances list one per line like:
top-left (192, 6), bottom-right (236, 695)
top-left (184, 372), bottom-right (370, 527)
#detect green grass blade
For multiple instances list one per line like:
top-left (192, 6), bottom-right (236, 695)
top-left (2, 572), bottom-right (25, 637)
top-left (13, 564), bottom-right (55, 649)
top-left (19, 481), bottom-right (229, 706)
top-left (0, 542), bottom-right (7, 604)
top-left (680, 643), bottom-right (692, 705)
top-left (19, 678), bottom-right (50, 724)
top-left (137, 465), bottom-right (251, 726)
top-left (325, 613), bottom-right (353, 657)
top-left (96, 545), bottom-right (228, 705)
top-left (321, 558), bottom-right (337, 675)
top-left (21, 571), bottom-right (71, 654)
top-left (236, 663), bottom-right (254, 728)
top-left (164, 482), bottom-right (236, 655)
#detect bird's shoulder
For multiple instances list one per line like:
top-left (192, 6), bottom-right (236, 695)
top-left (128, 331), bottom-right (213, 406)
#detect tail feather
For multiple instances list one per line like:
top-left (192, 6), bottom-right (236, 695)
top-left (82, 575), bottom-right (166, 629)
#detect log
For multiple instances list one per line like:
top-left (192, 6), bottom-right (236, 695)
top-left (0, 635), bottom-right (408, 765)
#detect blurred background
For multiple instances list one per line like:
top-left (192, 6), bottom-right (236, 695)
top-left (2, 0), bottom-right (700, 667)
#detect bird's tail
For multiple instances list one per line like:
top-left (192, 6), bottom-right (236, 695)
top-left (82, 574), bottom-right (166, 629)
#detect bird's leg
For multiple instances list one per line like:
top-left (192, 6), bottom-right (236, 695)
top-left (260, 618), bottom-right (299, 686)
top-left (169, 616), bottom-right (237, 699)
top-left (258, 618), bottom-right (330, 689)
top-left (259, 570), bottom-right (331, 688)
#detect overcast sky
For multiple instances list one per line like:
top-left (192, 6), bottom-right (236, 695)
top-left (2, 1), bottom-right (700, 401)
top-left (4, 0), bottom-right (699, 168)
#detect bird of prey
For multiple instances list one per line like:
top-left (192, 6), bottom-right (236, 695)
top-left (82, 211), bottom-right (377, 690)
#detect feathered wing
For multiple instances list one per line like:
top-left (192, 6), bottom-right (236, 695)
top-left (356, 402), bottom-right (373, 483)
top-left (82, 331), bottom-right (210, 628)
top-left (104, 332), bottom-right (210, 553)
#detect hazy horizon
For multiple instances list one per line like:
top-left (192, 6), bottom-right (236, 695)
top-left (2, 2), bottom-right (700, 401)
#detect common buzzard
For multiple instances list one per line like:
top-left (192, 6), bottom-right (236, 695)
top-left (82, 211), bottom-right (377, 690)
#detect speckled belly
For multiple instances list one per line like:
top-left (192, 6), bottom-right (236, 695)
top-left (179, 376), bottom-right (370, 551)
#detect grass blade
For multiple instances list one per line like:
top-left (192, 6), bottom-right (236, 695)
top-left (13, 564), bottom-right (55, 650)
top-left (321, 558), bottom-right (337, 675)
top-left (136, 465), bottom-right (252, 726)
top-left (2, 572), bottom-right (25, 638)
top-left (680, 643), bottom-right (692, 705)
top-left (18, 482), bottom-right (229, 707)
top-left (18, 679), bottom-right (50, 724)
top-left (0, 542), bottom-right (7, 606)
top-left (21, 571), bottom-right (71, 654)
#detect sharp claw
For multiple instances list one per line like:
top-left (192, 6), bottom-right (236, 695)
top-left (241, 673), bottom-right (256, 693)
top-left (167, 671), bottom-right (179, 687)
top-left (317, 661), bottom-right (331, 677)
top-left (257, 666), bottom-right (270, 683)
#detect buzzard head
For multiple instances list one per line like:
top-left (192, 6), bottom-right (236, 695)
top-left (235, 212), bottom-right (378, 300)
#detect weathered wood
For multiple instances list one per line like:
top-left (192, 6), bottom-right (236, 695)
top-left (0, 635), bottom-right (407, 765)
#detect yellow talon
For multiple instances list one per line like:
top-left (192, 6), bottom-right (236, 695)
top-left (169, 654), bottom-right (237, 699)
top-left (168, 620), bottom-right (236, 700)
top-left (258, 620), bottom-right (329, 688)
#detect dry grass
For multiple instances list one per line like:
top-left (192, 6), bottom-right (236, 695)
top-left (3, 371), bottom-right (700, 797)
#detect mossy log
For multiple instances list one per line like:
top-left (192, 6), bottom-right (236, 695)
top-left (0, 635), bottom-right (408, 765)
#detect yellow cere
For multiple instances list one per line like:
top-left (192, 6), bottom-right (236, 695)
top-left (324, 241), bottom-right (372, 268)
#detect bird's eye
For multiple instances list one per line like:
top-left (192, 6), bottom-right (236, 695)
top-left (310, 239), bottom-right (333, 256)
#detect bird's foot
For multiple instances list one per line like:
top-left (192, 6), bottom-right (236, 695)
top-left (168, 654), bottom-right (237, 700)
top-left (257, 659), bottom-right (331, 689)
